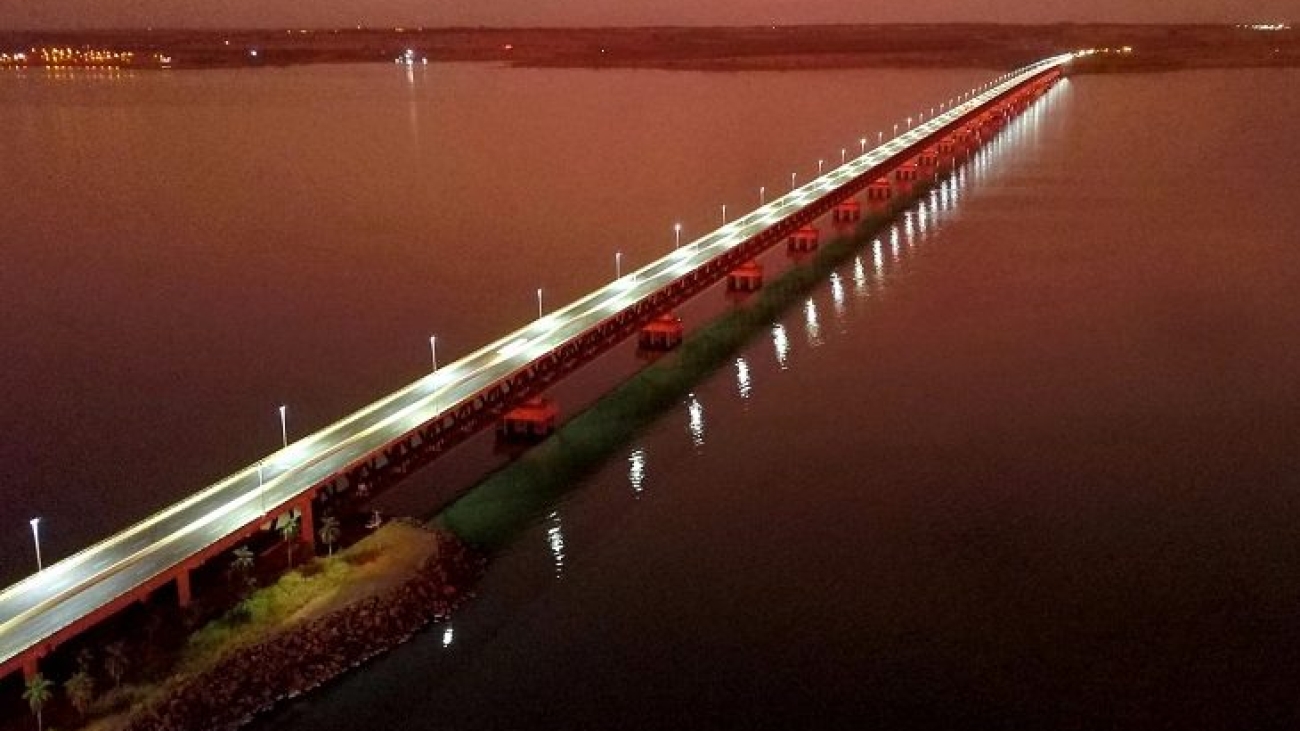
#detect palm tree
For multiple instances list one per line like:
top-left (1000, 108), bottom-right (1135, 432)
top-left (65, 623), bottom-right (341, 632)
top-left (23, 672), bottom-right (54, 731)
top-left (74, 648), bottom-right (94, 675)
top-left (280, 514), bottom-right (301, 567)
top-left (232, 545), bottom-right (255, 575)
top-left (318, 516), bottom-right (341, 557)
top-left (103, 642), bottom-right (128, 688)
top-left (64, 670), bottom-right (94, 718)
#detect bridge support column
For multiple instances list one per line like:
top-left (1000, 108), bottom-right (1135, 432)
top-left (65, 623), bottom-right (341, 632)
top-left (499, 397), bottom-right (559, 440)
top-left (867, 179), bottom-right (892, 207)
top-left (177, 567), bottom-right (192, 608)
top-left (295, 498), bottom-right (316, 552)
top-left (788, 225), bottom-right (820, 253)
top-left (918, 149), bottom-right (939, 178)
top-left (832, 200), bottom-right (862, 224)
top-left (639, 313), bottom-right (684, 351)
top-left (727, 261), bottom-right (764, 292)
top-left (21, 654), bottom-right (38, 681)
top-left (893, 163), bottom-right (919, 193)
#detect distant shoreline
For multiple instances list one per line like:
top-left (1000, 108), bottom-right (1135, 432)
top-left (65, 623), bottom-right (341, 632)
top-left (0, 24), bottom-right (1295, 72)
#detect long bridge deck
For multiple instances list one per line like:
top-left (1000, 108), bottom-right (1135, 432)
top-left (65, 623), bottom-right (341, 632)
top-left (0, 53), bottom-right (1073, 680)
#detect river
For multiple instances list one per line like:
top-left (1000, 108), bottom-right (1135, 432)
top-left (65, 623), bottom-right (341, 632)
top-left (5, 63), bottom-right (1300, 728)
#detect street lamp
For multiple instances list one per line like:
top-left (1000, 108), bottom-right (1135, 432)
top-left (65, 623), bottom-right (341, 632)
top-left (818, 159), bottom-right (824, 175)
top-left (536, 288), bottom-right (544, 319)
top-left (878, 131), bottom-right (883, 144)
top-left (841, 148), bottom-right (847, 165)
top-left (860, 137), bottom-right (867, 154)
top-left (893, 123), bottom-right (899, 136)
top-left (278, 405), bottom-right (288, 449)
top-left (759, 185), bottom-right (765, 205)
top-left (674, 223), bottom-right (682, 249)
top-left (790, 172), bottom-right (797, 190)
top-left (721, 204), bottom-right (727, 224)
top-left (907, 116), bottom-right (913, 129)
top-left (615, 251), bottom-right (622, 279)
top-left (429, 335), bottom-right (438, 373)
top-left (29, 517), bottom-right (42, 572)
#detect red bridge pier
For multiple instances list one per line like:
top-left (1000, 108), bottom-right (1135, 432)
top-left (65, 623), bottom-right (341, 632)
top-left (727, 261), bottom-right (764, 292)
top-left (832, 199), bottom-right (862, 225)
top-left (499, 396), bottom-right (559, 440)
top-left (639, 313), bottom-right (685, 350)
top-left (787, 224), bottom-right (820, 253)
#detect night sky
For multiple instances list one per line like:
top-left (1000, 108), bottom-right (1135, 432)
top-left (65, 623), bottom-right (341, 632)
top-left (0, 0), bottom-right (1293, 30)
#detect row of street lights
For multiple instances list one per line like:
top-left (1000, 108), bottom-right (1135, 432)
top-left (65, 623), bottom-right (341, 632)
top-left (26, 402), bottom-right (292, 573)
top-left (20, 71), bottom-right (1028, 577)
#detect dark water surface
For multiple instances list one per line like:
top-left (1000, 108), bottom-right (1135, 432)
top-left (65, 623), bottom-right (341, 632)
top-left (260, 69), bottom-right (1300, 730)
top-left (0, 63), bottom-right (988, 582)
top-left (5, 64), bottom-right (1300, 729)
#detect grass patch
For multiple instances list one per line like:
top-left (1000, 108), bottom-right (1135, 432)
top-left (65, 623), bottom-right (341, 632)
top-left (76, 522), bottom-right (442, 731)
top-left (180, 522), bottom-right (436, 673)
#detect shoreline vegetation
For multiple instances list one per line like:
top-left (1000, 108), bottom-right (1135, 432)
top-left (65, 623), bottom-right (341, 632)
top-left (51, 522), bottom-right (483, 731)
top-left (0, 24), bottom-right (1295, 73)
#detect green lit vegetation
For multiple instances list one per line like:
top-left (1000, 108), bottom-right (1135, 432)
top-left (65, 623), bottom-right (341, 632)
top-left (63, 522), bottom-right (444, 731)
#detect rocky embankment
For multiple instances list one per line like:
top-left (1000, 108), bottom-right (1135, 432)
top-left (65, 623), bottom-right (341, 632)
top-left (124, 524), bottom-right (484, 731)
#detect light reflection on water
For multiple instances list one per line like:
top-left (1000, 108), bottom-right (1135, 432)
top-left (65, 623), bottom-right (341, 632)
top-left (546, 511), bottom-right (566, 579)
top-left (803, 297), bottom-right (823, 347)
top-left (771, 323), bottom-right (791, 370)
top-left (627, 448), bottom-right (647, 497)
top-left (687, 393), bottom-right (706, 448)
top-left (735, 357), bottom-right (753, 401)
top-left (611, 79), bottom-right (1066, 535)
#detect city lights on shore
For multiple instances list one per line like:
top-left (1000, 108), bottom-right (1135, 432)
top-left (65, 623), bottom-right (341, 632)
top-left (0, 46), bottom-right (171, 68)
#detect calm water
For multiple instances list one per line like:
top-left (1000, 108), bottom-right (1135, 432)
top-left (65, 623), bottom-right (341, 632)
top-left (266, 69), bottom-right (1299, 730)
top-left (0, 63), bottom-right (988, 582)
top-left (6, 64), bottom-right (1300, 728)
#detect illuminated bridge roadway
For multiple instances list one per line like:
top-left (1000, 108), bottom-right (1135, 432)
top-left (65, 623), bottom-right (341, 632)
top-left (0, 52), bottom-right (1073, 681)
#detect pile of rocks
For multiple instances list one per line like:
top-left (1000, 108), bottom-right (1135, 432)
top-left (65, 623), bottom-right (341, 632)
top-left (124, 527), bottom-right (484, 731)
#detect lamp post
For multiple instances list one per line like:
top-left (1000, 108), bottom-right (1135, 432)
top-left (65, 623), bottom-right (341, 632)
top-left (878, 131), bottom-right (883, 144)
top-left (429, 335), bottom-right (438, 373)
top-left (841, 148), bottom-right (847, 165)
top-left (790, 172), bottom-right (797, 191)
top-left (536, 288), bottom-right (544, 319)
top-left (759, 185), bottom-right (765, 205)
top-left (674, 223), bottom-right (681, 249)
top-left (860, 137), bottom-right (867, 154)
top-left (615, 251), bottom-right (622, 279)
top-left (818, 159), bottom-right (824, 176)
top-left (721, 204), bottom-right (727, 224)
top-left (29, 517), bottom-right (42, 572)
top-left (278, 405), bottom-right (288, 449)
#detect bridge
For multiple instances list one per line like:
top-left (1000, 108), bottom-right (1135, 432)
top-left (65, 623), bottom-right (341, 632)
top-left (0, 53), bottom-right (1073, 681)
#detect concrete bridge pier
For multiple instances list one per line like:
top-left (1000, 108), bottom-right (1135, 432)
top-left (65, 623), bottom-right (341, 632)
top-left (787, 225), bottom-right (820, 253)
top-left (893, 162), bottom-right (919, 194)
top-left (639, 313), bottom-right (684, 350)
top-left (917, 149), bottom-right (940, 179)
top-left (294, 497), bottom-right (316, 552)
top-left (867, 179), bottom-right (893, 208)
top-left (727, 261), bottom-right (764, 292)
top-left (177, 567), bottom-right (193, 607)
top-left (832, 199), bottom-right (862, 224)
top-left (21, 653), bottom-right (39, 682)
top-left (500, 396), bottom-right (559, 440)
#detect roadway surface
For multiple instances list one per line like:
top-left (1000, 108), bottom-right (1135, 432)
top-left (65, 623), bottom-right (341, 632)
top-left (0, 53), bottom-right (1073, 675)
